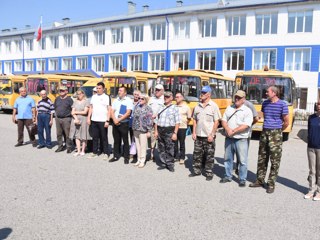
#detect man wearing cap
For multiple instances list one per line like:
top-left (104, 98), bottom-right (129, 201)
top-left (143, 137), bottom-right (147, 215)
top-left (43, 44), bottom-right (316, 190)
top-left (148, 84), bottom-right (164, 161)
top-left (189, 85), bottom-right (221, 181)
top-left (220, 90), bottom-right (253, 187)
top-left (54, 85), bottom-right (73, 153)
top-left (154, 91), bottom-right (180, 172)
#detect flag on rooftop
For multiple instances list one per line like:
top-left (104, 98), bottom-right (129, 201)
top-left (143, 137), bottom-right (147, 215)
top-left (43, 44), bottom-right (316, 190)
top-left (35, 17), bottom-right (42, 41)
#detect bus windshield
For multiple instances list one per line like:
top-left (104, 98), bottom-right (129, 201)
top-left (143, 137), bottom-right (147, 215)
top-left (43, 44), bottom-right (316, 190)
top-left (209, 77), bottom-right (233, 99)
top-left (157, 76), bottom-right (200, 101)
top-left (26, 78), bottom-right (48, 95)
top-left (105, 77), bottom-right (136, 97)
top-left (81, 86), bottom-right (95, 99)
top-left (0, 79), bottom-right (12, 94)
top-left (241, 76), bottom-right (293, 104)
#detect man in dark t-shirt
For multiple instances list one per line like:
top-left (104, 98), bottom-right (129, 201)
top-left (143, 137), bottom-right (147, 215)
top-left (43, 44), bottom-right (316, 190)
top-left (54, 86), bottom-right (73, 153)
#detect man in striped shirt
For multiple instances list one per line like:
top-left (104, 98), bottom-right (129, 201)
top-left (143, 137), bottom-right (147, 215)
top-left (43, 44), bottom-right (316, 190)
top-left (36, 90), bottom-right (54, 149)
top-left (249, 86), bottom-right (289, 194)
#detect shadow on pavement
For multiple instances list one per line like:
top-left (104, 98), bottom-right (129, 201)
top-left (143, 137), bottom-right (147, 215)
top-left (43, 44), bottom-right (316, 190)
top-left (277, 176), bottom-right (308, 194)
top-left (0, 228), bottom-right (12, 240)
top-left (297, 129), bottom-right (308, 143)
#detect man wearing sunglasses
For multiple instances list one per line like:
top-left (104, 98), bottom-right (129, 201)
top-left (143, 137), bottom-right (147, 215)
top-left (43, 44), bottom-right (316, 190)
top-left (54, 86), bottom-right (73, 153)
top-left (154, 91), bottom-right (180, 172)
top-left (189, 85), bottom-right (220, 181)
top-left (148, 84), bottom-right (164, 161)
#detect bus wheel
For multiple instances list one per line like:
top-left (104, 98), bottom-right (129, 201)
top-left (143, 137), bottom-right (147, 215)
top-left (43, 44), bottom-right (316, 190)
top-left (283, 133), bottom-right (289, 141)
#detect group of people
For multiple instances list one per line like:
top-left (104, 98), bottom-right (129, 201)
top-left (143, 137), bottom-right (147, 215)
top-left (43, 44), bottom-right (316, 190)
top-left (11, 83), bottom-right (320, 201)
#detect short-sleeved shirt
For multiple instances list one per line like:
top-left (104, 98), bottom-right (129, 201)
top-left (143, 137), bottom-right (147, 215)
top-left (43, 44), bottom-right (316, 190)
top-left (176, 103), bottom-right (191, 129)
top-left (262, 99), bottom-right (289, 129)
top-left (90, 93), bottom-right (110, 122)
top-left (156, 104), bottom-right (181, 127)
top-left (244, 100), bottom-right (258, 118)
top-left (149, 96), bottom-right (164, 123)
top-left (54, 96), bottom-right (73, 118)
top-left (193, 100), bottom-right (221, 137)
top-left (14, 95), bottom-right (35, 119)
top-left (112, 96), bottom-right (134, 123)
top-left (307, 114), bottom-right (320, 149)
top-left (222, 104), bottom-right (253, 139)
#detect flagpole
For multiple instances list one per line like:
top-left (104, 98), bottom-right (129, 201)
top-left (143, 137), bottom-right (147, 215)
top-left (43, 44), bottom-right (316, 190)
top-left (40, 16), bottom-right (43, 74)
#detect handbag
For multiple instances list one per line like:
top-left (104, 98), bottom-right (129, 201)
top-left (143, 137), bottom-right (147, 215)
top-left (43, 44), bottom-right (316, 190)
top-left (130, 141), bottom-right (137, 155)
top-left (28, 123), bottom-right (38, 135)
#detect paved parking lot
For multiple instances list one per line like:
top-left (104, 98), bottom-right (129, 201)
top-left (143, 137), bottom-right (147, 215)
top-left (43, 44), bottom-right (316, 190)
top-left (0, 112), bottom-right (319, 240)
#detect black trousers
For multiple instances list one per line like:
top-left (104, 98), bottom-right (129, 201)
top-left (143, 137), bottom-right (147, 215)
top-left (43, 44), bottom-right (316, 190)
top-left (174, 128), bottom-right (187, 160)
top-left (91, 121), bottom-right (109, 155)
top-left (113, 122), bottom-right (129, 159)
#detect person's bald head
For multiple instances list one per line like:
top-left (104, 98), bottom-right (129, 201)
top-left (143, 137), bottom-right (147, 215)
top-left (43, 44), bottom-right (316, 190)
top-left (40, 90), bottom-right (48, 99)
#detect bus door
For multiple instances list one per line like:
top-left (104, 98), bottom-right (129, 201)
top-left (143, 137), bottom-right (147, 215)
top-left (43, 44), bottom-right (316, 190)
top-left (26, 78), bottom-right (49, 103)
top-left (114, 77), bottom-right (135, 98)
top-left (175, 76), bottom-right (200, 102)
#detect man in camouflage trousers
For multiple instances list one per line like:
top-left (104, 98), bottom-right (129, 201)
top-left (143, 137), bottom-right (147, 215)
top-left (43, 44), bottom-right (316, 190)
top-left (249, 86), bottom-right (289, 193)
top-left (189, 86), bottom-right (221, 181)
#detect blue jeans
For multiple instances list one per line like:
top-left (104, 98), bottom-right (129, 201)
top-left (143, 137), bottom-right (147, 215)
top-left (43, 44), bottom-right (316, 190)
top-left (224, 137), bottom-right (248, 182)
top-left (37, 113), bottom-right (52, 147)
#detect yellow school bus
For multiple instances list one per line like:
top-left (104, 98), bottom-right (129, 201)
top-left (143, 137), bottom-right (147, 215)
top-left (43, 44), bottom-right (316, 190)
top-left (0, 75), bottom-right (27, 113)
top-left (101, 71), bottom-right (158, 98)
top-left (235, 69), bottom-right (298, 140)
top-left (25, 73), bottom-right (99, 103)
top-left (156, 69), bottom-right (234, 117)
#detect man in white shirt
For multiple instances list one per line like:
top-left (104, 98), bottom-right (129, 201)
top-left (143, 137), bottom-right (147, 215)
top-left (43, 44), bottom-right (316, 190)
top-left (87, 82), bottom-right (111, 159)
top-left (220, 90), bottom-right (253, 187)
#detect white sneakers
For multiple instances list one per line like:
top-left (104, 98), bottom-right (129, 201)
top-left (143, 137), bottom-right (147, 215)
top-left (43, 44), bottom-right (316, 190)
top-left (304, 191), bottom-right (320, 201)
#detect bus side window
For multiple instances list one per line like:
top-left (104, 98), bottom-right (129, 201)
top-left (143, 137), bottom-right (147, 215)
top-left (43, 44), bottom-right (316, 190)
top-left (13, 83), bottom-right (21, 93)
top-left (50, 82), bottom-right (58, 94)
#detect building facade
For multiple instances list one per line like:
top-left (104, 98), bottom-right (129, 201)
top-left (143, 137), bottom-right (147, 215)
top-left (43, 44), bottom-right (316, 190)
top-left (0, 0), bottom-right (319, 105)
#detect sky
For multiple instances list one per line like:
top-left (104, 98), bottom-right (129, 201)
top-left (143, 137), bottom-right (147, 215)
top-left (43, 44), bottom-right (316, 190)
top-left (0, 0), bottom-right (217, 30)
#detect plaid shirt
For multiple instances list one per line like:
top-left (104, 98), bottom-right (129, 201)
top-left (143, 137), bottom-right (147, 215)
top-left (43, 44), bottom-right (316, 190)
top-left (156, 104), bottom-right (181, 127)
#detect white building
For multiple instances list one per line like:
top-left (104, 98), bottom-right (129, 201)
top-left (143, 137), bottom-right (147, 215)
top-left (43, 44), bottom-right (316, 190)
top-left (0, 0), bottom-right (319, 106)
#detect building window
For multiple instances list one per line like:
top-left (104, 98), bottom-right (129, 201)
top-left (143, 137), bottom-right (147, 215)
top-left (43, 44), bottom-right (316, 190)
top-left (253, 49), bottom-right (276, 70)
top-left (62, 58), bottom-right (73, 70)
top-left (174, 21), bottom-right (190, 39)
top-left (111, 28), bottom-right (123, 44)
top-left (76, 57), bottom-right (88, 69)
top-left (15, 40), bottom-right (22, 53)
top-left (128, 54), bottom-right (143, 71)
top-left (227, 16), bottom-right (246, 36)
top-left (149, 53), bottom-right (165, 71)
top-left (14, 61), bottom-right (22, 71)
top-left (285, 48), bottom-right (310, 71)
top-left (130, 25), bottom-right (144, 42)
top-left (225, 50), bottom-right (245, 70)
top-left (51, 36), bottom-right (59, 49)
top-left (36, 59), bottom-right (46, 72)
top-left (26, 60), bottom-right (34, 71)
top-left (151, 23), bottom-right (166, 40)
top-left (49, 59), bottom-right (59, 71)
top-left (94, 30), bottom-right (105, 45)
top-left (109, 55), bottom-right (123, 71)
top-left (172, 52), bottom-right (189, 70)
top-left (5, 41), bottom-right (11, 53)
top-left (26, 39), bottom-right (33, 51)
top-left (4, 62), bottom-right (12, 74)
top-left (64, 34), bottom-right (73, 48)
top-left (256, 13), bottom-right (278, 34)
top-left (199, 18), bottom-right (217, 37)
top-left (40, 37), bottom-right (46, 50)
top-left (78, 32), bottom-right (88, 47)
top-left (288, 10), bottom-right (313, 33)
top-left (92, 56), bottom-right (105, 72)
top-left (0, 62), bottom-right (2, 73)
top-left (197, 51), bottom-right (216, 70)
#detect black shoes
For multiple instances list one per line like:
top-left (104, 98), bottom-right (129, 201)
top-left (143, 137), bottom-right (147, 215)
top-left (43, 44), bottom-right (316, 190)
top-left (15, 143), bottom-right (23, 147)
top-left (220, 177), bottom-right (232, 183)
top-left (239, 182), bottom-right (246, 187)
top-left (157, 166), bottom-right (166, 170)
top-left (32, 142), bottom-right (38, 147)
top-left (189, 173), bottom-right (201, 177)
top-left (66, 148), bottom-right (72, 154)
top-left (109, 157), bottom-right (119, 162)
top-left (37, 145), bottom-right (45, 149)
top-left (249, 181), bottom-right (264, 188)
top-left (55, 146), bottom-right (65, 152)
top-left (124, 158), bottom-right (129, 164)
top-left (266, 186), bottom-right (275, 194)
top-left (168, 167), bottom-right (175, 172)
top-left (206, 176), bottom-right (213, 181)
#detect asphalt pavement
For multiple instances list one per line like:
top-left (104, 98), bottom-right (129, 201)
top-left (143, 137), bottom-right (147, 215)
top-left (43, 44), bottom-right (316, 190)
top-left (0, 112), bottom-right (319, 240)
